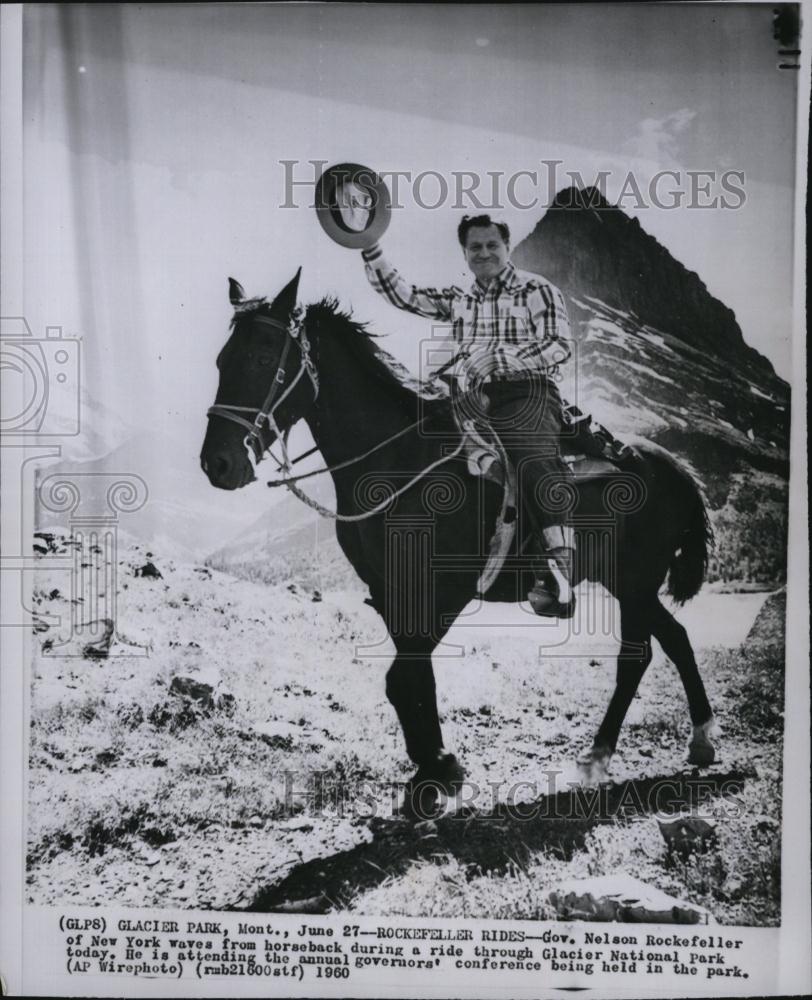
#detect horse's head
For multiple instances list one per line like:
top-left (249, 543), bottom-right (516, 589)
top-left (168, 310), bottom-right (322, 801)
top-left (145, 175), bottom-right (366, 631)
top-left (200, 268), bottom-right (318, 490)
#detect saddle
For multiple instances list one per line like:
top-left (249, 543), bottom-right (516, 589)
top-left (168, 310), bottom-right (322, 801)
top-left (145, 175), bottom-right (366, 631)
top-left (462, 404), bottom-right (636, 595)
top-left (464, 403), bottom-right (634, 483)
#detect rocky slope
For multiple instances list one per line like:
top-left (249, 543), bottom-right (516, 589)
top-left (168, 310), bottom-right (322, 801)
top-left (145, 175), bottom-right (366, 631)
top-left (513, 186), bottom-right (777, 380)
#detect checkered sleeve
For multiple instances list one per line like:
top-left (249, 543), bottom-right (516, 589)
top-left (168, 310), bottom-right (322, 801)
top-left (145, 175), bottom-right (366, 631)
top-left (361, 243), bottom-right (455, 321)
top-left (517, 281), bottom-right (572, 369)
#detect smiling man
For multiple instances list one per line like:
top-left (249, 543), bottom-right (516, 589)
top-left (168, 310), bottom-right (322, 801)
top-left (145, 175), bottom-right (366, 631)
top-left (361, 214), bottom-right (576, 617)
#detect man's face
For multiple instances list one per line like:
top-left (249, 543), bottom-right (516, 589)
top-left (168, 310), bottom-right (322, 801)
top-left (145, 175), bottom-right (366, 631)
top-left (463, 225), bottom-right (510, 285)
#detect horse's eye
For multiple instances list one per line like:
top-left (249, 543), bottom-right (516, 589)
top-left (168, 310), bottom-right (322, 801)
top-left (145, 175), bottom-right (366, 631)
top-left (257, 355), bottom-right (273, 367)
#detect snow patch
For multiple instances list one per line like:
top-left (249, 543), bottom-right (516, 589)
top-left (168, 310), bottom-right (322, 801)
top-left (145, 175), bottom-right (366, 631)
top-left (621, 359), bottom-right (675, 385)
top-left (637, 329), bottom-right (676, 355)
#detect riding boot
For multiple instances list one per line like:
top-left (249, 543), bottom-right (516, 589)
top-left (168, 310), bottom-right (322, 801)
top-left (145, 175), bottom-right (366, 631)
top-left (527, 527), bottom-right (576, 618)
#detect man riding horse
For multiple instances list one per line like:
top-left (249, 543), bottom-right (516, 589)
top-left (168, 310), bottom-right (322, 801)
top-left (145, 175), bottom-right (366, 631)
top-left (203, 165), bottom-right (718, 802)
top-left (361, 214), bottom-right (576, 617)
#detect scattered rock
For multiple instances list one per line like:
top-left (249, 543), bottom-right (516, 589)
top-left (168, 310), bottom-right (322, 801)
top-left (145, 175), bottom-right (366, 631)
top-left (116, 703), bottom-right (144, 730)
top-left (253, 721), bottom-right (303, 750)
top-left (135, 561), bottom-right (163, 579)
top-left (754, 814), bottom-right (779, 834)
top-left (216, 691), bottom-right (236, 713)
top-left (657, 813), bottom-right (718, 858)
top-left (311, 590), bottom-right (322, 603)
top-left (277, 817), bottom-right (314, 832)
top-left (33, 532), bottom-right (60, 555)
top-left (170, 673), bottom-right (216, 706)
top-left (142, 826), bottom-right (176, 847)
top-left (547, 874), bottom-right (713, 924)
top-left (81, 619), bottom-right (114, 660)
top-left (169, 669), bottom-right (234, 713)
top-left (148, 699), bottom-right (200, 732)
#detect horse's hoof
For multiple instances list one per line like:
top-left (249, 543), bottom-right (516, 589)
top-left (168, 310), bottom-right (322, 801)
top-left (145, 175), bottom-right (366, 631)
top-left (396, 753), bottom-right (466, 821)
top-left (687, 718), bottom-right (717, 767)
top-left (575, 746), bottom-right (612, 786)
top-left (687, 742), bottom-right (716, 767)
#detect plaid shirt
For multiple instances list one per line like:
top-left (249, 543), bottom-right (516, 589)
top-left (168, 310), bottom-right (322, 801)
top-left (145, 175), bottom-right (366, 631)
top-left (362, 243), bottom-right (571, 381)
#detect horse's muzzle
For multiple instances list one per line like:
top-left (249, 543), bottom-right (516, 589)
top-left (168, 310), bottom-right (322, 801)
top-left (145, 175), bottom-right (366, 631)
top-left (200, 450), bottom-right (255, 490)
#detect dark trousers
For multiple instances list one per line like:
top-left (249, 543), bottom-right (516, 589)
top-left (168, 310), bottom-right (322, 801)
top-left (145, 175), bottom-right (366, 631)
top-left (481, 376), bottom-right (575, 550)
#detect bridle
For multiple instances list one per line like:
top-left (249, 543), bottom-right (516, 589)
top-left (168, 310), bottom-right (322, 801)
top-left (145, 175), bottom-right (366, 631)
top-left (207, 310), bottom-right (319, 465)
top-left (205, 304), bottom-right (466, 523)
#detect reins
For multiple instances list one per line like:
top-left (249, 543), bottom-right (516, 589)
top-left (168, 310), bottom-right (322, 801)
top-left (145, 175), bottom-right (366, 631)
top-left (208, 309), bottom-right (465, 522)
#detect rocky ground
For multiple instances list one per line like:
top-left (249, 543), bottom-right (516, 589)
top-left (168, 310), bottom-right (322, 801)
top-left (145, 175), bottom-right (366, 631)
top-left (26, 533), bottom-right (784, 925)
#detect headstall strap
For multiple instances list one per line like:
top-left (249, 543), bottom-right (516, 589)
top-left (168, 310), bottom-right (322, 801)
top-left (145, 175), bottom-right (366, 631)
top-left (207, 304), bottom-right (319, 466)
top-left (208, 304), bottom-right (468, 523)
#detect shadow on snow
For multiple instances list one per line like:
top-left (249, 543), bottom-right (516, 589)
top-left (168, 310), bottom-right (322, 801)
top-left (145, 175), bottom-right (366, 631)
top-left (236, 769), bottom-right (750, 914)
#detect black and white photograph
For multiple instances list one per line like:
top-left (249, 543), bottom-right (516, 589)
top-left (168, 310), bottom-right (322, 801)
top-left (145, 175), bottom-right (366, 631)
top-left (0, 2), bottom-right (809, 997)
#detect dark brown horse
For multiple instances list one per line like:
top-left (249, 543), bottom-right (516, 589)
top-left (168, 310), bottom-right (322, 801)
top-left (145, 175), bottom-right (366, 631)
top-left (201, 271), bottom-right (717, 811)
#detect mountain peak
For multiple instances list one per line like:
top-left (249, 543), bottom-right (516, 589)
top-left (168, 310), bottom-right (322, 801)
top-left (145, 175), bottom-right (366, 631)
top-left (549, 185), bottom-right (614, 211)
top-left (513, 192), bottom-right (776, 379)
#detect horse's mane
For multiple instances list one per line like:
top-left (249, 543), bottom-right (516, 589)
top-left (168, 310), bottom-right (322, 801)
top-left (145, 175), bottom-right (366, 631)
top-left (304, 298), bottom-right (450, 423)
top-left (231, 296), bottom-right (450, 423)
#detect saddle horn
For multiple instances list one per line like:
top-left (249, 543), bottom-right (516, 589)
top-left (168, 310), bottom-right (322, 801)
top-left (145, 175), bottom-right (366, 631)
top-left (228, 277), bottom-right (246, 304)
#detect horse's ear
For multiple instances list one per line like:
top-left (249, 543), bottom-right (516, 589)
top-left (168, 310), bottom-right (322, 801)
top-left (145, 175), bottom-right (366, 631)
top-left (271, 267), bottom-right (302, 316)
top-left (228, 277), bottom-right (246, 304)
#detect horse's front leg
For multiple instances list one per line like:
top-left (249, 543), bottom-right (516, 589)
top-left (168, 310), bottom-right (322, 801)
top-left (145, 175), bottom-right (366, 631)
top-left (577, 598), bottom-right (653, 784)
top-left (386, 648), bottom-right (465, 818)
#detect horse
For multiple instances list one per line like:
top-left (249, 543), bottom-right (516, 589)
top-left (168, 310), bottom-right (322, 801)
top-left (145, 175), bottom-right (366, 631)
top-left (200, 270), bottom-right (717, 814)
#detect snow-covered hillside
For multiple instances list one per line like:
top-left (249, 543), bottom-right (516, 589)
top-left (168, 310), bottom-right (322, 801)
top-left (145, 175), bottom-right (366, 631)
top-left (26, 531), bottom-right (784, 923)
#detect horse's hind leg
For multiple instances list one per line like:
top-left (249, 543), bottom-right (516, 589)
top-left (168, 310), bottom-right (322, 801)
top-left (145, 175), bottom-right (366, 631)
top-left (650, 598), bottom-right (716, 766)
top-left (578, 597), bottom-right (653, 784)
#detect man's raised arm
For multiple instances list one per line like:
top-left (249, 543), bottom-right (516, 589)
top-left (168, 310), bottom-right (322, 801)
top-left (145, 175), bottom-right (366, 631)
top-left (361, 242), bottom-right (456, 321)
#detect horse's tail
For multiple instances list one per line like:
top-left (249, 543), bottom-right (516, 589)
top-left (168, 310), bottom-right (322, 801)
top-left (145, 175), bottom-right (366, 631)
top-left (664, 458), bottom-right (714, 605)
